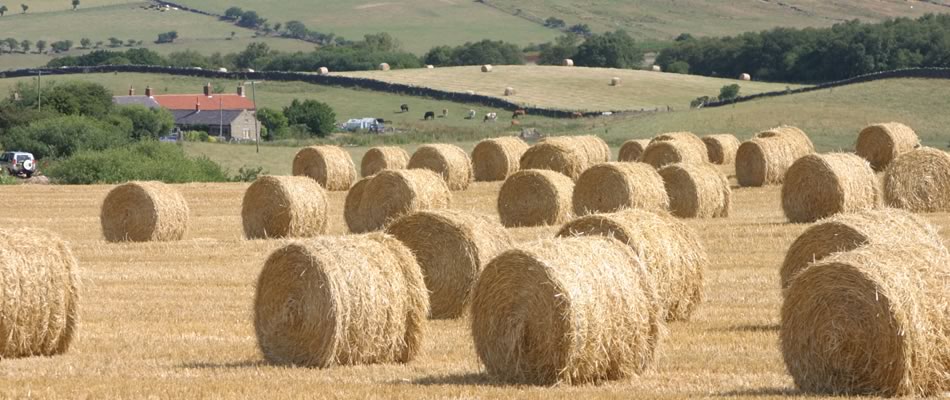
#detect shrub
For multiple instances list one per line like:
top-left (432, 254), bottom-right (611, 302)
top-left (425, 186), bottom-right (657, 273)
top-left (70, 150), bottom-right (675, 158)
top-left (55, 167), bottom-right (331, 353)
top-left (284, 99), bottom-right (336, 137)
top-left (47, 141), bottom-right (229, 184)
top-left (2, 115), bottom-right (128, 159)
top-left (114, 105), bottom-right (175, 139)
top-left (718, 84), bottom-right (741, 101)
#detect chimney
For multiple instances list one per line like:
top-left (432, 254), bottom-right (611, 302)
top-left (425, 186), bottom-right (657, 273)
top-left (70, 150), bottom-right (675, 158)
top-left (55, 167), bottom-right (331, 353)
top-left (204, 82), bottom-right (212, 97)
top-left (195, 97), bottom-right (201, 112)
top-left (237, 85), bottom-right (245, 97)
top-left (145, 86), bottom-right (153, 97)
top-left (128, 86), bottom-right (135, 96)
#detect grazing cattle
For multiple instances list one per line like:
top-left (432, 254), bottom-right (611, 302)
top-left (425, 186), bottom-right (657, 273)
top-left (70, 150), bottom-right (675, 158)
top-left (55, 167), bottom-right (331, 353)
top-left (512, 109), bottom-right (526, 119)
top-left (424, 111), bottom-right (436, 120)
top-left (400, 104), bottom-right (409, 113)
top-left (441, 109), bottom-right (448, 118)
top-left (571, 112), bottom-right (583, 119)
top-left (511, 119), bottom-right (521, 126)
top-left (466, 110), bottom-right (476, 120)
top-left (483, 112), bottom-right (497, 122)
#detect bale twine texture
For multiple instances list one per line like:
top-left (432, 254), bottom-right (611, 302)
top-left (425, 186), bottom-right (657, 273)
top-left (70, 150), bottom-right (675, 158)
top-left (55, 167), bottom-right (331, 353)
top-left (497, 169), bottom-right (574, 227)
top-left (361, 146), bottom-right (410, 177)
top-left (345, 169), bottom-right (451, 233)
top-left (0, 228), bottom-right (80, 359)
top-left (385, 210), bottom-right (512, 319)
top-left (781, 153), bottom-right (881, 223)
top-left (855, 122), bottom-right (919, 171)
top-left (779, 208), bottom-right (945, 290)
top-left (292, 145), bottom-right (358, 191)
top-left (572, 162), bottom-right (668, 216)
top-left (254, 233), bottom-right (428, 367)
top-left (702, 134), bottom-right (741, 164)
top-left (618, 139), bottom-right (650, 162)
top-left (242, 175), bottom-right (329, 239)
top-left (101, 181), bottom-right (189, 242)
top-left (519, 135), bottom-right (610, 180)
top-left (781, 243), bottom-right (950, 396)
top-left (735, 127), bottom-right (815, 187)
top-left (754, 125), bottom-right (815, 154)
top-left (471, 236), bottom-right (662, 385)
top-left (658, 163), bottom-right (731, 218)
top-left (557, 209), bottom-right (707, 321)
top-left (883, 147), bottom-right (950, 212)
top-left (472, 137), bottom-right (529, 181)
top-left (407, 144), bottom-right (473, 191)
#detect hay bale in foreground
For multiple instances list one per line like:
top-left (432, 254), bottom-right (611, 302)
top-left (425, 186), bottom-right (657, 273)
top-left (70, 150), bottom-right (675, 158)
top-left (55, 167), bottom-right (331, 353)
top-left (386, 210), bottom-right (512, 319)
top-left (754, 125), bottom-right (815, 154)
top-left (855, 122), bottom-right (919, 171)
top-left (519, 135), bottom-right (609, 180)
top-left (779, 208), bottom-right (944, 290)
top-left (346, 169), bottom-right (451, 233)
top-left (658, 163), bottom-right (731, 218)
top-left (702, 134), bottom-right (741, 164)
top-left (557, 209), bottom-right (706, 321)
top-left (101, 181), bottom-right (189, 242)
top-left (735, 129), bottom-right (815, 187)
top-left (408, 144), bottom-right (473, 191)
top-left (618, 139), bottom-right (650, 162)
top-left (471, 236), bottom-right (661, 385)
top-left (572, 162), bottom-right (668, 216)
top-left (254, 233), bottom-right (428, 367)
top-left (781, 153), bottom-right (880, 223)
top-left (242, 176), bottom-right (329, 239)
top-left (781, 243), bottom-right (950, 396)
top-left (641, 140), bottom-right (709, 169)
top-left (0, 228), bottom-right (80, 359)
top-left (471, 137), bottom-right (529, 181)
top-left (883, 147), bottom-right (950, 212)
top-left (292, 145), bottom-right (358, 191)
top-left (361, 146), bottom-right (410, 177)
top-left (498, 169), bottom-right (574, 227)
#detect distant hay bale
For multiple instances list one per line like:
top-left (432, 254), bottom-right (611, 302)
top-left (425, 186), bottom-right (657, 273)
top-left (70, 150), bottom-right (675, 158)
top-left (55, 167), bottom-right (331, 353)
top-left (779, 208), bottom-right (944, 290)
top-left (471, 137), bottom-right (529, 181)
top-left (481, 64), bottom-right (493, 72)
top-left (465, 90), bottom-right (475, 95)
top-left (736, 127), bottom-right (815, 187)
top-left (572, 162), bottom-right (668, 216)
top-left (519, 135), bottom-right (610, 180)
top-left (618, 139), bottom-right (650, 161)
top-left (407, 144), bottom-right (473, 191)
top-left (242, 176), bottom-right (329, 239)
top-left (361, 146), bottom-right (410, 177)
top-left (883, 147), bottom-right (950, 212)
top-left (471, 236), bottom-right (661, 385)
top-left (378, 62), bottom-right (390, 71)
top-left (701, 134), bottom-right (741, 164)
top-left (498, 169), bottom-right (574, 227)
top-left (652, 65), bottom-right (662, 72)
top-left (781, 243), bottom-right (950, 396)
top-left (292, 145), bottom-right (358, 191)
top-left (739, 73), bottom-right (751, 81)
top-left (610, 77), bottom-right (621, 86)
top-left (101, 181), bottom-right (189, 242)
top-left (562, 59), bottom-right (574, 66)
top-left (254, 233), bottom-right (428, 367)
top-left (855, 122), bottom-right (919, 171)
top-left (318, 67), bottom-right (329, 75)
top-left (0, 228), bottom-right (80, 359)
top-left (641, 140), bottom-right (709, 169)
top-left (781, 153), bottom-right (880, 223)
top-left (425, 64), bottom-right (434, 69)
top-left (659, 163), bottom-right (731, 218)
top-left (385, 210), bottom-right (512, 319)
top-left (345, 169), bottom-right (451, 233)
top-left (504, 87), bottom-right (516, 96)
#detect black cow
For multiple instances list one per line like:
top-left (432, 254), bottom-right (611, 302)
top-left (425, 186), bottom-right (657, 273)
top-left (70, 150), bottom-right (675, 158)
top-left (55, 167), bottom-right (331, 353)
top-left (400, 104), bottom-right (409, 113)
top-left (424, 111), bottom-right (435, 120)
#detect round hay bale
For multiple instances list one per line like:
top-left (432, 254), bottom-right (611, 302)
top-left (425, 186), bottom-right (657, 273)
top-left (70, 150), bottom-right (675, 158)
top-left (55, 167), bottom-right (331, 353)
top-left (241, 175), bottom-right (329, 239)
top-left (425, 64), bottom-right (434, 69)
top-left (407, 144), bottom-right (473, 191)
top-left (101, 181), bottom-right (189, 242)
top-left (562, 59), bottom-right (574, 66)
top-left (779, 208), bottom-right (944, 290)
top-left (641, 140), bottom-right (709, 169)
top-left (781, 243), bottom-right (950, 396)
top-left (347, 169), bottom-right (452, 233)
top-left (385, 210), bottom-right (512, 319)
top-left (292, 146), bottom-right (358, 191)
top-left (618, 139), bottom-right (650, 162)
top-left (498, 169), bottom-right (574, 227)
top-left (520, 135), bottom-right (610, 180)
top-left (481, 64), bottom-right (493, 72)
top-left (735, 132), bottom-right (815, 187)
top-left (739, 73), bottom-right (751, 81)
top-left (650, 132), bottom-right (709, 159)
top-left (471, 137), bottom-right (529, 181)
top-left (318, 67), bottom-right (329, 75)
top-left (471, 236), bottom-right (661, 385)
top-left (361, 146), bottom-right (410, 177)
top-left (883, 147), bottom-right (950, 212)
top-left (254, 233), bottom-right (428, 367)
top-left (658, 163), bottom-right (731, 218)
top-left (651, 65), bottom-right (662, 72)
top-left (701, 134), bottom-right (741, 164)
top-left (754, 125), bottom-right (815, 154)
top-left (0, 228), bottom-right (80, 358)
top-left (557, 209), bottom-right (706, 321)
top-left (465, 90), bottom-right (475, 95)
top-left (855, 122), bottom-right (919, 171)
top-left (781, 153), bottom-right (880, 223)
top-left (610, 77), bottom-right (621, 86)
top-left (503, 87), bottom-right (515, 96)
top-left (378, 62), bottom-right (390, 71)
top-left (572, 162), bottom-right (668, 215)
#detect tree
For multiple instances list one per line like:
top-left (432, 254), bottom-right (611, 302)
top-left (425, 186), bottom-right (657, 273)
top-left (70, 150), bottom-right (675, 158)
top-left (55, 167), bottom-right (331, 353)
top-left (568, 23), bottom-right (592, 37)
top-left (234, 42), bottom-right (272, 69)
top-left (223, 6), bottom-right (243, 20)
top-left (20, 3), bottom-right (26, 13)
top-left (423, 45), bottom-right (453, 66)
top-left (166, 50), bottom-right (211, 69)
top-left (255, 107), bottom-right (288, 140)
top-left (35, 39), bottom-right (46, 53)
top-left (675, 33), bottom-right (694, 42)
top-left (667, 60), bottom-right (690, 74)
top-left (38, 81), bottom-right (113, 117)
top-left (573, 30), bottom-right (643, 69)
top-left (285, 20), bottom-right (308, 39)
top-left (283, 99), bottom-right (335, 137)
top-left (544, 17), bottom-right (566, 29)
top-left (114, 105), bottom-right (175, 139)
top-left (0, 5), bottom-right (7, 16)
top-left (50, 40), bottom-right (73, 53)
top-left (360, 32), bottom-right (399, 52)
top-left (718, 84), bottom-right (741, 101)
top-left (237, 10), bottom-right (265, 28)
top-left (538, 33), bottom-right (580, 65)
top-left (155, 31), bottom-right (178, 44)
top-left (80, 37), bottom-right (91, 49)
top-left (273, 22), bottom-right (281, 33)
top-left (108, 37), bottom-right (122, 47)
top-left (20, 39), bottom-right (30, 53)
top-left (2, 116), bottom-right (128, 159)
top-left (4, 38), bottom-right (18, 53)
top-left (72, 0), bottom-right (79, 10)
top-left (126, 38), bottom-right (136, 47)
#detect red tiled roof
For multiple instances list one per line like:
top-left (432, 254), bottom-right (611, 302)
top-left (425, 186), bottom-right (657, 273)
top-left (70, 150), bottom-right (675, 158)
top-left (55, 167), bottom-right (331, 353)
top-left (152, 94), bottom-right (255, 111)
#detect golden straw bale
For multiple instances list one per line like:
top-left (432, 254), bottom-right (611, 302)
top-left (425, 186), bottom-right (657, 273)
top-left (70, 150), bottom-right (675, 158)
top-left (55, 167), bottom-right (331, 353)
top-left (361, 146), bottom-right (410, 177)
top-left (408, 144), bottom-right (473, 191)
top-left (343, 176), bottom-right (372, 234)
top-left (242, 175), bottom-right (329, 239)
top-left (650, 132), bottom-right (708, 158)
top-left (254, 233), bottom-right (428, 367)
top-left (781, 153), bottom-right (880, 223)
top-left (471, 137), bottom-right (529, 181)
top-left (701, 134), bottom-right (741, 164)
top-left (735, 128), bottom-right (815, 187)
top-left (100, 181), bottom-right (189, 242)
top-left (520, 135), bottom-right (610, 180)
top-left (0, 228), bottom-right (80, 359)
top-left (481, 64), bottom-right (493, 72)
top-left (378, 62), bottom-right (390, 71)
top-left (346, 169), bottom-right (452, 233)
top-left (557, 209), bottom-right (706, 321)
top-left (855, 122), bottom-right (919, 171)
top-left (618, 139), bottom-right (650, 162)
top-left (292, 145), bottom-right (358, 191)
top-left (658, 163), bottom-right (731, 218)
top-left (471, 236), bottom-right (662, 385)
top-left (386, 210), bottom-right (512, 319)
top-left (641, 140), bottom-right (709, 169)
top-left (497, 169), bottom-right (574, 227)
top-left (572, 162), bottom-right (668, 216)
top-left (882, 147), bottom-right (950, 212)
top-left (754, 125), bottom-right (815, 154)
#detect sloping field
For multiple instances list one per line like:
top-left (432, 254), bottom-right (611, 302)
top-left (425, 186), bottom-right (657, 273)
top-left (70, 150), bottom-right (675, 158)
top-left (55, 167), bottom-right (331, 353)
top-left (340, 65), bottom-right (805, 111)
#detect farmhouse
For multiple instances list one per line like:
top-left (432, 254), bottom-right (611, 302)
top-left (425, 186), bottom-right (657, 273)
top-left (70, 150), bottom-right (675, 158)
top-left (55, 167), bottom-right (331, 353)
top-left (113, 83), bottom-right (260, 141)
